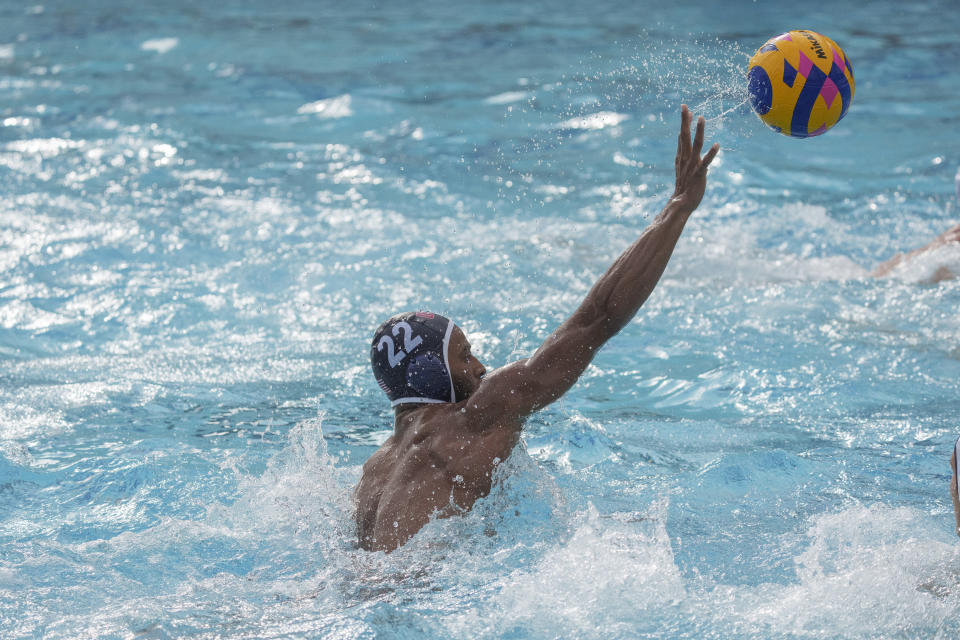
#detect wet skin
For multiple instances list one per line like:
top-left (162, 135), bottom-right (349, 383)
top-left (951, 447), bottom-right (960, 538)
top-left (355, 106), bottom-right (720, 552)
top-left (873, 223), bottom-right (960, 280)
top-left (354, 327), bottom-right (508, 551)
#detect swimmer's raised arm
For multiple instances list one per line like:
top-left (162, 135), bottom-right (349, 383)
top-left (461, 105), bottom-right (719, 428)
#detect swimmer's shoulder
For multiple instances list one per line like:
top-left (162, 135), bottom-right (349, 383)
top-left (411, 403), bottom-right (523, 479)
top-left (357, 435), bottom-right (399, 494)
top-left (392, 403), bottom-right (519, 471)
top-left (355, 437), bottom-right (398, 548)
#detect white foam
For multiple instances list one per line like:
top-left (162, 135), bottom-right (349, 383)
top-left (665, 202), bottom-right (872, 284)
top-left (173, 168), bottom-right (228, 182)
top-left (881, 243), bottom-right (960, 284)
top-left (0, 298), bottom-right (72, 330)
top-left (442, 500), bottom-right (685, 638)
top-left (297, 95), bottom-right (353, 119)
top-left (0, 403), bottom-right (67, 440)
top-left (728, 504), bottom-right (960, 636)
top-left (140, 38), bottom-right (179, 55)
top-left (431, 500), bottom-right (960, 638)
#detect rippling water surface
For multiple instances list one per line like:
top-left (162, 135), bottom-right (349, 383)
top-left (2, 1), bottom-right (960, 638)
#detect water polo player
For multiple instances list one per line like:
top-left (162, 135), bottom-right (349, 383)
top-left (355, 105), bottom-right (720, 552)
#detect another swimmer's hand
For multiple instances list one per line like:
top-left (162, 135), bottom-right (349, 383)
top-left (670, 104), bottom-right (720, 216)
top-left (934, 223), bottom-right (960, 247)
top-left (872, 222), bottom-right (960, 278)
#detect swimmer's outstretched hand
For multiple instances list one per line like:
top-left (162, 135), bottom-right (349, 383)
top-left (671, 104), bottom-right (720, 215)
top-left (933, 223), bottom-right (960, 247)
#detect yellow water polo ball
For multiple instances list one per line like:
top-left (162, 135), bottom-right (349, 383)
top-left (747, 30), bottom-right (855, 138)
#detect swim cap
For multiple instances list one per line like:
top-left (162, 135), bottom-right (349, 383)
top-left (371, 311), bottom-right (456, 407)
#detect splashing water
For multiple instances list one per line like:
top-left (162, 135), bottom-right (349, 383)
top-left (2, 0), bottom-right (960, 638)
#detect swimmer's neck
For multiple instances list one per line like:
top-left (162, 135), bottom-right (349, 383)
top-left (392, 403), bottom-right (429, 436)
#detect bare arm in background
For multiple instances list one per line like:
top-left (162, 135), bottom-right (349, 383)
top-left (951, 447), bottom-right (960, 538)
top-left (872, 223), bottom-right (960, 279)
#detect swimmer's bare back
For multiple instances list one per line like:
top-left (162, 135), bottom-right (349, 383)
top-left (355, 106), bottom-right (720, 552)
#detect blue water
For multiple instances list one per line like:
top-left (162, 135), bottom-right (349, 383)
top-left (2, 0), bottom-right (960, 637)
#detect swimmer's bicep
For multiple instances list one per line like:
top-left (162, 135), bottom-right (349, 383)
top-left (453, 360), bottom-right (542, 429)
top-left (471, 342), bottom-right (596, 424)
top-left (520, 315), bottom-right (601, 400)
top-left (462, 316), bottom-right (600, 428)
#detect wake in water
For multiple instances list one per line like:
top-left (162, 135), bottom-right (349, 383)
top-left (4, 407), bottom-right (959, 639)
top-left (240, 423), bottom-right (960, 639)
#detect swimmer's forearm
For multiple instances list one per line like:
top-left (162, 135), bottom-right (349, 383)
top-left (569, 107), bottom-right (714, 346)
top-left (575, 200), bottom-right (692, 342)
top-left (514, 107), bottom-right (714, 412)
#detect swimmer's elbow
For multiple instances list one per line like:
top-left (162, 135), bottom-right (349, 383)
top-left (566, 299), bottom-right (614, 347)
top-left (519, 356), bottom-right (586, 410)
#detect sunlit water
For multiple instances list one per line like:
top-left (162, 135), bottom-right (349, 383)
top-left (2, 0), bottom-right (960, 638)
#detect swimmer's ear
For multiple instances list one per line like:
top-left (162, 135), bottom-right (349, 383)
top-left (406, 352), bottom-right (449, 398)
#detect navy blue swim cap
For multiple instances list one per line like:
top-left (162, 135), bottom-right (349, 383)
top-left (371, 311), bottom-right (455, 407)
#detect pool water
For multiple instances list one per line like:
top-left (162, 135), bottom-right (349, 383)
top-left (2, 0), bottom-right (960, 638)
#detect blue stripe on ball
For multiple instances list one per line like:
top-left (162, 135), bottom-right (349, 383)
top-left (748, 66), bottom-right (773, 116)
top-left (790, 63), bottom-right (828, 137)
top-left (828, 63), bottom-right (853, 120)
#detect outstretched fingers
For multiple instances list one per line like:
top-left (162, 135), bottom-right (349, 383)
top-left (679, 107), bottom-right (718, 174)
top-left (675, 126), bottom-right (683, 171)
top-left (670, 105), bottom-right (718, 212)
top-left (677, 106), bottom-right (689, 167)
top-left (699, 143), bottom-right (720, 173)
